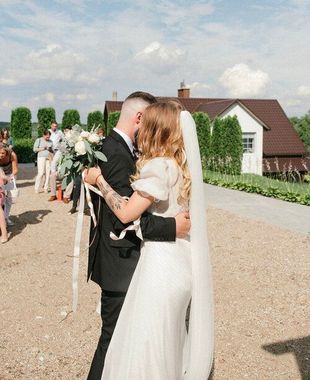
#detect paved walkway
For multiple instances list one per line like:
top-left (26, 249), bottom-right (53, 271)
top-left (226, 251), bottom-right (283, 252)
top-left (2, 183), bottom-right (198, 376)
top-left (204, 183), bottom-right (310, 235)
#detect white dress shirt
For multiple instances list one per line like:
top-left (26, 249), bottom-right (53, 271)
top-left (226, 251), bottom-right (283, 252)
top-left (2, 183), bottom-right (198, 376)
top-left (49, 129), bottom-right (64, 151)
top-left (113, 128), bottom-right (134, 156)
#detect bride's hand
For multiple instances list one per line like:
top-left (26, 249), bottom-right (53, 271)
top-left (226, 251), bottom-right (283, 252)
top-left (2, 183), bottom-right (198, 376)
top-left (84, 166), bottom-right (102, 185)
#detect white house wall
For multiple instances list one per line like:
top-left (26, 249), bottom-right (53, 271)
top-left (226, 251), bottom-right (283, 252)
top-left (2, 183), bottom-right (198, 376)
top-left (221, 104), bottom-right (263, 175)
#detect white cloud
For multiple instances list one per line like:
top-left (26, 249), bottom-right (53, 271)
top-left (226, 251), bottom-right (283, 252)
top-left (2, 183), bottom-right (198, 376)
top-left (219, 64), bottom-right (270, 97)
top-left (1, 100), bottom-right (12, 108)
top-left (45, 92), bottom-right (55, 102)
top-left (187, 81), bottom-right (211, 90)
top-left (135, 41), bottom-right (185, 73)
top-left (156, 1), bottom-right (214, 28)
top-left (286, 99), bottom-right (302, 106)
top-left (0, 77), bottom-right (17, 85)
top-left (297, 85), bottom-right (310, 96)
top-left (61, 93), bottom-right (91, 101)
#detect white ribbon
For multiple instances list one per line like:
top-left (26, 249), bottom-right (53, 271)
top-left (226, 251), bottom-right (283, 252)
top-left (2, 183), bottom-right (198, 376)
top-left (110, 218), bottom-right (143, 241)
top-left (72, 181), bottom-right (85, 312)
top-left (71, 175), bottom-right (142, 312)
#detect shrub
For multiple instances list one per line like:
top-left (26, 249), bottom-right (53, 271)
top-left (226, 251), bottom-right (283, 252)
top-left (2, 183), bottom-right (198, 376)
top-left (10, 107), bottom-right (32, 139)
top-left (62, 109), bottom-right (81, 130)
top-left (222, 116), bottom-right (243, 175)
top-left (204, 171), bottom-right (310, 206)
top-left (13, 138), bottom-right (35, 163)
top-left (37, 108), bottom-right (56, 137)
top-left (192, 112), bottom-right (211, 167)
top-left (87, 110), bottom-right (104, 131)
top-left (107, 112), bottom-right (120, 136)
top-left (209, 117), bottom-right (225, 172)
top-left (290, 111), bottom-right (310, 154)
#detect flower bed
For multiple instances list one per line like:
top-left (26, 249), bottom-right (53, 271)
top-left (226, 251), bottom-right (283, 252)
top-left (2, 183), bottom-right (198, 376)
top-left (204, 171), bottom-right (310, 206)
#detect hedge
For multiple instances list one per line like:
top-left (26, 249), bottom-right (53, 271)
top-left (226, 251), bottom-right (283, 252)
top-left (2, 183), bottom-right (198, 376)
top-left (13, 138), bottom-right (35, 163)
top-left (107, 112), bottom-right (120, 136)
top-left (10, 107), bottom-right (32, 139)
top-left (87, 110), bottom-right (104, 132)
top-left (204, 171), bottom-right (310, 206)
top-left (62, 109), bottom-right (81, 130)
top-left (192, 112), bottom-right (211, 168)
top-left (37, 108), bottom-right (56, 137)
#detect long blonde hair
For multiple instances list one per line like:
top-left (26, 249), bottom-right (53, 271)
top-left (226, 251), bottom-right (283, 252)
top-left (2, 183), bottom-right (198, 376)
top-left (132, 101), bottom-right (191, 204)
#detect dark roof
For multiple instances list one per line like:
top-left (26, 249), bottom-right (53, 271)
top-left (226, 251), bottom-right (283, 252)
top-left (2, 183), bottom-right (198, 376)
top-left (263, 157), bottom-right (310, 173)
top-left (104, 96), bottom-right (308, 158)
top-left (105, 101), bottom-right (124, 113)
top-left (241, 99), bottom-right (307, 156)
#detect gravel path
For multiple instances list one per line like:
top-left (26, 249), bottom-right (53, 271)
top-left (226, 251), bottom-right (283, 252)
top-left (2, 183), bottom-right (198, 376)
top-left (1, 165), bottom-right (309, 379)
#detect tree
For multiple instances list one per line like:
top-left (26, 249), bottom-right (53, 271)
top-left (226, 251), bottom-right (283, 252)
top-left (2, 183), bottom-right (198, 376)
top-left (87, 110), bottom-right (104, 131)
top-left (290, 111), bottom-right (310, 154)
top-left (192, 112), bottom-right (211, 167)
top-left (107, 112), bottom-right (120, 136)
top-left (10, 107), bottom-right (32, 139)
top-left (62, 109), bottom-right (81, 130)
top-left (222, 116), bottom-right (243, 175)
top-left (209, 117), bottom-right (225, 172)
top-left (37, 107), bottom-right (56, 137)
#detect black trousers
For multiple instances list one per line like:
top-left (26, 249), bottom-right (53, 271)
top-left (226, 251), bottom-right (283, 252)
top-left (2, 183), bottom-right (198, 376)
top-left (87, 290), bottom-right (126, 380)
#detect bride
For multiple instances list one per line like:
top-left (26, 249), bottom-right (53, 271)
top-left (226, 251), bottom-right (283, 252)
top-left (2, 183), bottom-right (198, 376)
top-left (85, 101), bottom-right (214, 380)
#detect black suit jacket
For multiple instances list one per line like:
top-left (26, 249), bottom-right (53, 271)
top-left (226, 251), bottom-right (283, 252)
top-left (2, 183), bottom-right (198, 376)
top-left (88, 130), bottom-right (176, 292)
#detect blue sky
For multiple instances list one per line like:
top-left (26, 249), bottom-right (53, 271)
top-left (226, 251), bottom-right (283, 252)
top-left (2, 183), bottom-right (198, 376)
top-left (0, 0), bottom-right (309, 122)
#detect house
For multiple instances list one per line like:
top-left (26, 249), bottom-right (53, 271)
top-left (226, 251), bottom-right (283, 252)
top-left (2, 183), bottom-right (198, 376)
top-left (104, 86), bottom-right (310, 175)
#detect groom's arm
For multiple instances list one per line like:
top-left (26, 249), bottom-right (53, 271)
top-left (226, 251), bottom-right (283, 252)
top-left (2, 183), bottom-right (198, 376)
top-left (140, 211), bottom-right (191, 240)
top-left (140, 212), bottom-right (176, 241)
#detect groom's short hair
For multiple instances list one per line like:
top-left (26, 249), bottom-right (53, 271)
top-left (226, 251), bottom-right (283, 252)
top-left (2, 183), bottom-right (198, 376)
top-left (125, 91), bottom-right (157, 105)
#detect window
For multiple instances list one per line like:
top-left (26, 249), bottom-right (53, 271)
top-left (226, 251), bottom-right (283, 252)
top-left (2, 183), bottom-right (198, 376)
top-left (242, 133), bottom-right (255, 153)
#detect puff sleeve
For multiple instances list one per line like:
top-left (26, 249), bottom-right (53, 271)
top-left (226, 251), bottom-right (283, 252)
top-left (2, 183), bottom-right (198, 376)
top-left (131, 158), bottom-right (177, 201)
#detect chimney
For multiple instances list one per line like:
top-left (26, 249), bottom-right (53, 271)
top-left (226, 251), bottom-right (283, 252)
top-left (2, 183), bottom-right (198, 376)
top-left (178, 81), bottom-right (190, 98)
top-left (112, 91), bottom-right (117, 101)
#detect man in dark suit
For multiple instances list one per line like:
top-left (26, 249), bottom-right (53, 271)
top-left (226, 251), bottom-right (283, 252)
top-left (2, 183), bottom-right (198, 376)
top-left (87, 92), bottom-right (191, 379)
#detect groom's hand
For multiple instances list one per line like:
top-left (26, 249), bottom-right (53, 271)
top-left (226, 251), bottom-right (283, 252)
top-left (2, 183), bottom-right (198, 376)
top-left (175, 212), bottom-right (191, 238)
top-left (84, 166), bottom-right (102, 185)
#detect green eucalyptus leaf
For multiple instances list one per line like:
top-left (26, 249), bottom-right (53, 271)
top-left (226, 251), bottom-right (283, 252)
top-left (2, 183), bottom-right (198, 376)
top-left (95, 150), bottom-right (107, 162)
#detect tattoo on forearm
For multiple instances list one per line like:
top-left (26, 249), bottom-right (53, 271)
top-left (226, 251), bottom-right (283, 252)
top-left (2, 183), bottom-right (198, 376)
top-left (97, 179), bottom-right (125, 213)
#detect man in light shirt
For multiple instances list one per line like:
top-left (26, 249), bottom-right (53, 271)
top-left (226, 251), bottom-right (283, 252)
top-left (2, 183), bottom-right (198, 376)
top-left (48, 121), bottom-right (64, 201)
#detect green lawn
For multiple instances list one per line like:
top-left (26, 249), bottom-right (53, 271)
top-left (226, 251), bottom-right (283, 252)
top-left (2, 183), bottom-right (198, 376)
top-left (204, 170), bottom-right (310, 205)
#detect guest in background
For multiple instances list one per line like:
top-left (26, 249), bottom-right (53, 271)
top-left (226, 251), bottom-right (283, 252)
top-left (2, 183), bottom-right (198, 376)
top-left (0, 168), bottom-right (9, 243)
top-left (0, 143), bottom-right (18, 226)
top-left (0, 128), bottom-right (14, 149)
top-left (48, 121), bottom-right (64, 202)
top-left (68, 174), bottom-right (90, 215)
top-left (33, 129), bottom-right (53, 194)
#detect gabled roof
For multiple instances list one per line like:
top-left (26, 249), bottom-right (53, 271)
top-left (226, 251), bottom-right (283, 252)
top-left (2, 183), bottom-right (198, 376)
top-left (104, 96), bottom-right (308, 158)
top-left (105, 101), bottom-right (124, 113)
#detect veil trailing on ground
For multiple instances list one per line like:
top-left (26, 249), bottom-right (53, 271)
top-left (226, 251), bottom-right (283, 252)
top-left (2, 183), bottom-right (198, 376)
top-left (180, 111), bottom-right (214, 379)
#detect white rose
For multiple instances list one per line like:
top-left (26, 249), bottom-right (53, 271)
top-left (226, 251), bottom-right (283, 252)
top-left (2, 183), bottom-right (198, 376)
top-left (80, 130), bottom-right (90, 139)
top-left (74, 140), bottom-right (86, 155)
top-left (67, 130), bottom-right (80, 144)
top-left (88, 133), bottom-right (101, 144)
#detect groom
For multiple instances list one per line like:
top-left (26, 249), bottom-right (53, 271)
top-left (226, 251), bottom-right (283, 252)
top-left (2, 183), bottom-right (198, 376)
top-left (86, 91), bottom-right (191, 379)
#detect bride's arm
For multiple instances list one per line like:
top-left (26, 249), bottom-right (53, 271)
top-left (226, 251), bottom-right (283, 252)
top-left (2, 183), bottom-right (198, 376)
top-left (85, 167), bottom-right (154, 224)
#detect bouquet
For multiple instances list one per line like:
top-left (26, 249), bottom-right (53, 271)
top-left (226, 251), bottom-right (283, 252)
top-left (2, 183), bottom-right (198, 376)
top-left (59, 124), bottom-right (106, 188)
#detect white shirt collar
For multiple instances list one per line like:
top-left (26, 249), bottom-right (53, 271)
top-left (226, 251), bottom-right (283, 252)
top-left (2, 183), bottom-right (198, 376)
top-left (113, 128), bottom-right (134, 154)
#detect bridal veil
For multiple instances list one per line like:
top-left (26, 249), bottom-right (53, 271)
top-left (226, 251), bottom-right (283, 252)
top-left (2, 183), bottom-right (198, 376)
top-left (180, 111), bottom-right (214, 379)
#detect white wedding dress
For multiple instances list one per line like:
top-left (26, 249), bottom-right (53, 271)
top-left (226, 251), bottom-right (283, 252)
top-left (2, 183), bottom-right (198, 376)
top-left (102, 157), bottom-right (192, 380)
top-left (102, 111), bottom-right (214, 380)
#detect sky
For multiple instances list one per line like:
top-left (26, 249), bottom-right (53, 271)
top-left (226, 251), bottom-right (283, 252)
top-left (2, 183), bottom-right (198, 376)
top-left (0, 0), bottom-right (309, 122)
